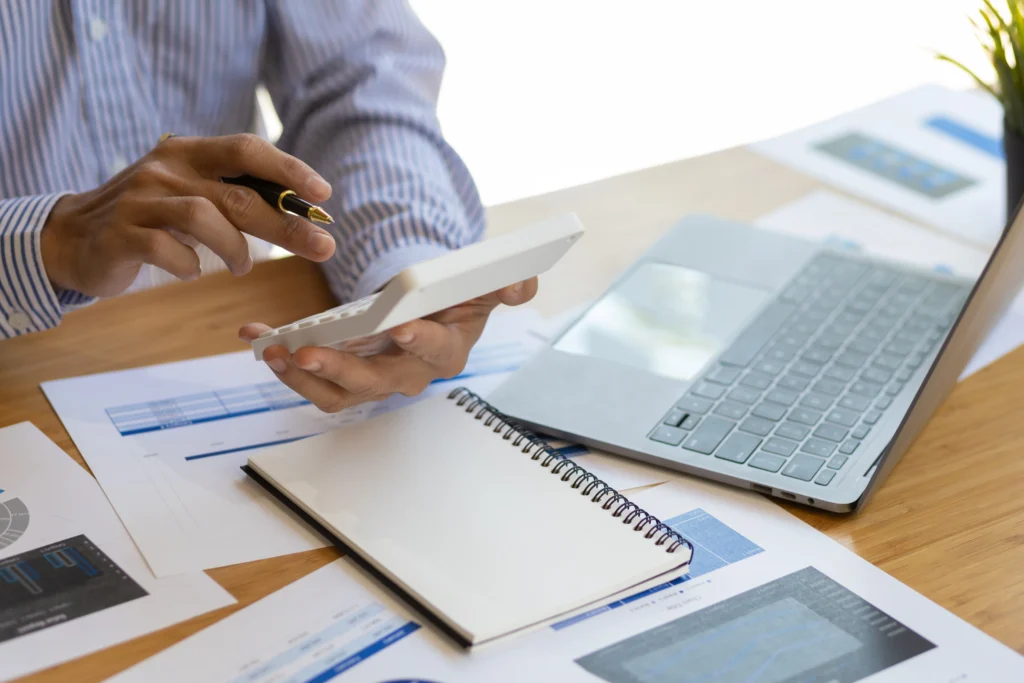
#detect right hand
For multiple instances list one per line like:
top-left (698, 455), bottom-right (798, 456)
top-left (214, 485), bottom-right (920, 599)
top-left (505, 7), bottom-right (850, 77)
top-left (41, 133), bottom-right (337, 297)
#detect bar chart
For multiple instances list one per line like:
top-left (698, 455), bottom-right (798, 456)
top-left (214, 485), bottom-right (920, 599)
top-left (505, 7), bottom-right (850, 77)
top-left (0, 534), bottom-right (147, 644)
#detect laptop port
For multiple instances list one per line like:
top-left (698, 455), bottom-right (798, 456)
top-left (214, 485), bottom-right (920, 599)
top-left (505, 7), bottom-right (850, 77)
top-left (778, 491), bottom-right (796, 500)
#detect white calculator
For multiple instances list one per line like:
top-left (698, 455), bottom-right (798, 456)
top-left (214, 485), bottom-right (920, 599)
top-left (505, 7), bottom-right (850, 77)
top-left (250, 213), bottom-right (584, 359)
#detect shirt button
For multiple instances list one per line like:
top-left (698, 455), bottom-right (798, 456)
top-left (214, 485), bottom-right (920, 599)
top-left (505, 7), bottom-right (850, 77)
top-left (7, 311), bottom-right (32, 331)
top-left (110, 154), bottom-right (129, 174)
top-left (89, 17), bottom-right (108, 42)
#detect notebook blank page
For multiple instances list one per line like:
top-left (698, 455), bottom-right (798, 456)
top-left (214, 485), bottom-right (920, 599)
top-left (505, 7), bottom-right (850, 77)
top-left (249, 396), bottom-right (686, 643)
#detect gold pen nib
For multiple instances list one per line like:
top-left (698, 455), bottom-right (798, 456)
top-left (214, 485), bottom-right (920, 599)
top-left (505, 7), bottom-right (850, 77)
top-left (307, 206), bottom-right (334, 224)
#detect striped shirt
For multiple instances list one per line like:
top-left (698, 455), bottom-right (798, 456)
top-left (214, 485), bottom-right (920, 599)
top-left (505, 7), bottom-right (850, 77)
top-left (0, 0), bottom-right (484, 339)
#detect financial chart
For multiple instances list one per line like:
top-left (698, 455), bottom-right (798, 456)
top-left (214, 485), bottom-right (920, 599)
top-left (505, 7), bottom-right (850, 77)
top-left (577, 566), bottom-right (935, 683)
top-left (0, 534), bottom-right (148, 643)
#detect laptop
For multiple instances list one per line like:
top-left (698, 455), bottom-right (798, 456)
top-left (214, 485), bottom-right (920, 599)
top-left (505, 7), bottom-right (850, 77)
top-left (491, 212), bottom-right (1024, 512)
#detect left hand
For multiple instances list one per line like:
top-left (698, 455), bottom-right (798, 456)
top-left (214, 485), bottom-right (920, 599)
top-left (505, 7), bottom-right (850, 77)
top-left (238, 278), bottom-right (539, 413)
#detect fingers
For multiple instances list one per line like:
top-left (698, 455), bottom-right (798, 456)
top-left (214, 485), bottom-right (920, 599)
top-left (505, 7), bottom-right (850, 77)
top-left (495, 277), bottom-right (539, 306)
top-left (238, 322), bottom-right (272, 343)
top-left (293, 345), bottom-right (438, 399)
top-left (134, 196), bottom-right (253, 275)
top-left (208, 180), bottom-right (336, 262)
top-left (388, 319), bottom-right (471, 377)
top-left (119, 227), bottom-right (202, 281)
top-left (262, 346), bottom-right (363, 413)
top-left (169, 133), bottom-right (332, 202)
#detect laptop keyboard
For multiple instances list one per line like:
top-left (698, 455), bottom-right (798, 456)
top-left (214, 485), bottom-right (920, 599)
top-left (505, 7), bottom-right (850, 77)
top-left (649, 253), bottom-right (970, 487)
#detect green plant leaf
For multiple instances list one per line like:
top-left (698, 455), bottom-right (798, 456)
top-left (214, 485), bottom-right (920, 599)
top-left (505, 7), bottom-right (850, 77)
top-left (936, 53), bottom-right (1000, 101)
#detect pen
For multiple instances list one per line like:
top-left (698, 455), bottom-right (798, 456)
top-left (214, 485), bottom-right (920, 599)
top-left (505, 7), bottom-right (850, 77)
top-left (221, 174), bottom-right (334, 224)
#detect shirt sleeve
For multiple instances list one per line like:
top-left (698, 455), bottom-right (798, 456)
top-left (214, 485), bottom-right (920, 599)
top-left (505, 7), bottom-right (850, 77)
top-left (0, 194), bottom-right (94, 339)
top-left (261, 0), bottom-right (485, 302)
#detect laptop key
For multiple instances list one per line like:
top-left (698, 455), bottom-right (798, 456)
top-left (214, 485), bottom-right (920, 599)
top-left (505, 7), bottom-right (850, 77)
top-left (873, 354), bottom-right (902, 371)
top-left (782, 455), bottom-right (825, 481)
top-left (851, 424), bottom-right (870, 439)
top-left (682, 416), bottom-right (736, 455)
top-left (863, 410), bottom-right (882, 425)
top-left (847, 338), bottom-right (879, 355)
top-left (811, 379), bottom-right (845, 397)
top-left (828, 455), bottom-right (848, 469)
top-left (849, 381), bottom-right (882, 397)
top-left (861, 367), bottom-right (892, 384)
top-left (691, 382), bottom-right (726, 400)
top-left (706, 365), bottom-right (742, 385)
top-left (740, 373), bottom-right (772, 390)
top-left (676, 395), bottom-right (713, 414)
top-left (664, 409), bottom-right (686, 427)
top-left (799, 393), bottom-right (832, 411)
top-left (739, 416), bottom-right (774, 436)
top-left (714, 433), bottom-right (762, 464)
top-left (825, 408), bottom-right (859, 428)
top-left (874, 396), bottom-right (892, 410)
top-left (801, 438), bottom-right (836, 457)
top-left (813, 423), bottom-right (848, 442)
top-left (814, 470), bottom-right (836, 486)
top-left (835, 351), bottom-right (868, 368)
top-left (823, 364), bottom-right (856, 382)
top-left (718, 302), bottom-right (798, 367)
top-left (775, 421), bottom-right (811, 440)
top-left (885, 382), bottom-right (904, 396)
top-left (838, 394), bottom-right (871, 411)
top-left (839, 439), bottom-right (859, 454)
top-left (765, 388), bottom-right (799, 406)
top-left (777, 374), bottom-right (810, 392)
top-left (790, 361), bottom-right (821, 377)
top-left (753, 359), bottom-right (785, 376)
top-left (762, 437), bottom-right (798, 457)
top-left (714, 402), bottom-right (748, 420)
top-left (650, 425), bottom-right (686, 446)
top-left (749, 452), bottom-right (787, 473)
top-left (789, 408), bottom-right (822, 426)
top-left (802, 348), bottom-right (832, 364)
top-left (752, 402), bottom-right (787, 421)
top-left (727, 386), bottom-right (762, 405)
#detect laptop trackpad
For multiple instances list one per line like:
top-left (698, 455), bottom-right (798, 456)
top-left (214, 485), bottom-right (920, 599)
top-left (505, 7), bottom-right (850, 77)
top-left (554, 262), bottom-right (771, 381)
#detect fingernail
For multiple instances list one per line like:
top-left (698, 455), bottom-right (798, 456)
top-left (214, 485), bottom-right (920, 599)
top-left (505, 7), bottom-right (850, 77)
top-left (308, 231), bottom-right (335, 257)
top-left (239, 332), bottom-right (254, 342)
top-left (392, 329), bottom-right (414, 344)
top-left (512, 282), bottom-right (524, 294)
top-left (298, 360), bottom-right (321, 372)
top-left (266, 358), bottom-right (287, 373)
top-left (307, 175), bottom-right (332, 199)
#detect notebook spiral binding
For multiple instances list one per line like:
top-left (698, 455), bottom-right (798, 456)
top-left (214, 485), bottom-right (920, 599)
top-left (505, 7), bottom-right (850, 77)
top-left (448, 388), bottom-right (693, 556)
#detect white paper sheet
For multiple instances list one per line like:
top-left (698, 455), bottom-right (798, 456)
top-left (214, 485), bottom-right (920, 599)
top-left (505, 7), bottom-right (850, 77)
top-left (40, 309), bottom-right (546, 577)
top-left (111, 477), bottom-right (1024, 682)
top-left (755, 189), bottom-right (1024, 378)
top-left (751, 85), bottom-right (1006, 247)
top-left (0, 423), bottom-right (234, 682)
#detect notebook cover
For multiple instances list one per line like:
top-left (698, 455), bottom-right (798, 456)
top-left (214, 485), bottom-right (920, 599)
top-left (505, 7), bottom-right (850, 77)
top-left (241, 464), bottom-right (471, 648)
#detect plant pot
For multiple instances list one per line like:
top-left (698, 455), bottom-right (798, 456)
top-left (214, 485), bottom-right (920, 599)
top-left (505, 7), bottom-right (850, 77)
top-left (1004, 123), bottom-right (1024, 221)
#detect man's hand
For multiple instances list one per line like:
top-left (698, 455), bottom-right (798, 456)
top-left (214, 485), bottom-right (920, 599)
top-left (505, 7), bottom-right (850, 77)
top-left (41, 134), bottom-right (336, 297)
top-left (238, 279), bottom-right (539, 413)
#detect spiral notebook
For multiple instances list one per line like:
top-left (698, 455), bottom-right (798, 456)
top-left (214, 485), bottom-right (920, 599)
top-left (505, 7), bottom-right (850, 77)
top-left (244, 389), bottom-right (693, 647)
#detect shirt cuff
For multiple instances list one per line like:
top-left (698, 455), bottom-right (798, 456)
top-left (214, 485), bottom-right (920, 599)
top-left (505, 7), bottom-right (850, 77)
top-left (351, 242), bottom-right (454, 300)
top-left (0, 193), bottom-right (94, 338)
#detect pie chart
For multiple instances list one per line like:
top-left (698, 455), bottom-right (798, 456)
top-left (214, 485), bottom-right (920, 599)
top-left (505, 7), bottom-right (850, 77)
top-left (0, 496), bottom-right (29, 551)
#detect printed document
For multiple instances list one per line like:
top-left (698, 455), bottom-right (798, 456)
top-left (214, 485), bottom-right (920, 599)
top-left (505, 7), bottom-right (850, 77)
top-left (109, 477), bottom-right (1023, 682)
top-left (0, 423), bottom-right (233, 682)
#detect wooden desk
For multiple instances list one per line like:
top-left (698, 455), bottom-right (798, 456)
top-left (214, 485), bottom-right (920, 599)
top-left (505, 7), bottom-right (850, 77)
top-left (4, 147), bottom-right (1023, 681)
